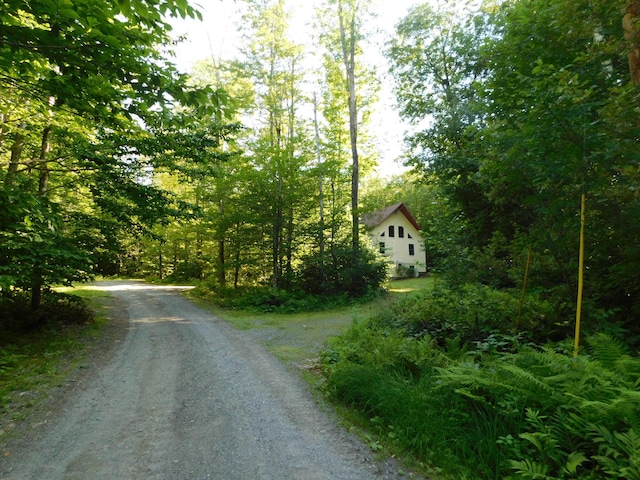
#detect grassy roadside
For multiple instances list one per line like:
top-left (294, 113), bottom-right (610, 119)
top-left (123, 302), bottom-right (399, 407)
top-left (0, 286), bottom-right (112, 441)
top-left (192, 277), bottom-right (436, 368)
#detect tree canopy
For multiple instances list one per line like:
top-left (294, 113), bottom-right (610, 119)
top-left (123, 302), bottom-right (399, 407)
top-left (387, 0), bottom-right (640, 342)
top-left (0, 0), bottom-right (233, 312)
top-left (4, 0), bottom-right (639, 340)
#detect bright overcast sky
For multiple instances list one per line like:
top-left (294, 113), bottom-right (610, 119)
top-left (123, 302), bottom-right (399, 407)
top-left (170, 0), bottom-right (422, 71)
top-left (169, 0), bottom-right (423, 177)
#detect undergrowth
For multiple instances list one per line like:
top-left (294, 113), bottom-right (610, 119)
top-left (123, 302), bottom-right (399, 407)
top-left (0, 290), bottom-right (98, 422)
top-left (191, 283), bottom-right (381, 313)
top-left (320, 283), bottom-right (640, 479)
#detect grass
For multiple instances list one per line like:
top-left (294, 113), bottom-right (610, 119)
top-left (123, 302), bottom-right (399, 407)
top-left (55, 286), bottom-right (110, 330)
top-left (385, 276), bottom-right (438, 294)
top-left (0, 285), bottom-right (111, 440)
top-left (192, 276), bottom-right (436, 367)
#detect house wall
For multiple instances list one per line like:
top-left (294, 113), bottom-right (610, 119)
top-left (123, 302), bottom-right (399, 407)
top-left (369, 210), bottom-right (426, 277)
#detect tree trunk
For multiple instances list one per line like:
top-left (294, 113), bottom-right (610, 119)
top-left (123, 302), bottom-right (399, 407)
top-left (283, 57), bottom-right (296, 287)
top-left (31, 125), bottom-right (52, 311)
top-left (624, 1), bottom-right (640, 85)
top-left (38, 126), bottom-right (51, 196)
top-left (217, 200), bottom-right (227, 288)
top-left (0, 113), bottom-right (8, 152)
top-left (5, 130), bottom-right (25, 186)
top-left (273, 173), bottom-right (283, 289)
top-left (331, 179), bottom-right (337, 248)
top-left (173, 242), bottom-right (178, 273)
top-left (285, 206), bottom-right (294, 286)
top-left (313, 93), bottom-right (326, 281)
top-left (338, 0), bottom-right (360, 257)
top-left (233, 223), bottom-right (241, 289)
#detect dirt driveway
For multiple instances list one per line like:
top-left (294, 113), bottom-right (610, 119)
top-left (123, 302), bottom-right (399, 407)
top-left (0, 281), bottom-right (410, 479)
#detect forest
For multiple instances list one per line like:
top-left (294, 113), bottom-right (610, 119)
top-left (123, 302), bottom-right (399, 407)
top-left (2, 0), bottom-right (640, 478)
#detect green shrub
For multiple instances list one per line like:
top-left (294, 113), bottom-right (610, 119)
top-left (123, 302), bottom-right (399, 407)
top-left (370, 283), bottom-right (556, 352)
top-left (321, 310), bottom-right (640, 480)
top-left (0, 290), bottom-right (94, 332)
top-left (164, 259), bottom-right (206, 281)
top-left (322, 322), bottom-right (492, 477)
top-left (192, 283), bottom-right (357, 313)
top-left (296, 241), bottom-right (388, 297)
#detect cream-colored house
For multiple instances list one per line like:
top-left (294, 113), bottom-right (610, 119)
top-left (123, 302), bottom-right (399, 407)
top-left (361, 203), bottom-right (427, 278)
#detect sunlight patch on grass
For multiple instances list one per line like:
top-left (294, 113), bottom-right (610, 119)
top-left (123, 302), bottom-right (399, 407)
top-left (386, 276), bottom-right (435, 295)
top-left (54, 285), bottom-right (110, 299)
top-left (388, 287), bottom-right (415, 293)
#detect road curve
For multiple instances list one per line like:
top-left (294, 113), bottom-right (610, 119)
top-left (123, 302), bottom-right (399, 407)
top-left (0, 281), bottom-right (406, 480)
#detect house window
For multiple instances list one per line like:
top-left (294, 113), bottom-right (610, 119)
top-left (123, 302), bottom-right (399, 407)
top-left (388, 225), bottom-right (395, 237)
top-left (408, 244), bottom-right (415, 256)
top-left (407, 233), bottom-right (412, 239)
top-left (398, 226), bottom-right (404, 238)
top-left (379, 242), bottom-right (385, 254)
top-left (380, 231), bottom-right (385, 237)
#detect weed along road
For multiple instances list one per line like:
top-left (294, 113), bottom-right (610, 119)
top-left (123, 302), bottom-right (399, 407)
top-left (0, 281), bottom-right (407, 480)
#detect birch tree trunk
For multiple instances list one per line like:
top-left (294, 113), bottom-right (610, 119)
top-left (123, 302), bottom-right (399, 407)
top-left (338, 0), bottom-right (360, 257)
top-left (313, 93), bottom-right (326, 280)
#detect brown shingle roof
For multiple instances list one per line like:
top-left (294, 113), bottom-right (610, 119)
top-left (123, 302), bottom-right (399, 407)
top-left (361, 203), bottom-right (420, 231)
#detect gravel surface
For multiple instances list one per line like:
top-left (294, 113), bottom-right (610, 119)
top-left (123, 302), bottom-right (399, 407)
top-left (0, 281), bottom-right (414, 480)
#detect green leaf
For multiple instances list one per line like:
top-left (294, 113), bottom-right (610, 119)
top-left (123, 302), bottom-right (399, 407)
top-left (563, 451), bottom-right (587, 474)
top-left (60, 8), bottom-right (79, 18)
top-left (509, 459), bottom-right (550, 479)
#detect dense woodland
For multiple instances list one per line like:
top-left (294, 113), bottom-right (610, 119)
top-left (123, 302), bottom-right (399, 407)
top-left (2, 0), bottom-right (640, 478)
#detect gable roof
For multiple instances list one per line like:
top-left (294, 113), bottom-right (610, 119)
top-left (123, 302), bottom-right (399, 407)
top-left (361, 202), bottom-right (421, 231)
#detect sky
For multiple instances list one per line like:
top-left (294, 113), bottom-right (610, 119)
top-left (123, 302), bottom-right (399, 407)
top-left (169, 0), bottom-right (424, 177)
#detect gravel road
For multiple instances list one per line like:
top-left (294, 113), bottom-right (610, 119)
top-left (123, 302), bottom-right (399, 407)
top-left (0, 281), bottom-right (412, 480)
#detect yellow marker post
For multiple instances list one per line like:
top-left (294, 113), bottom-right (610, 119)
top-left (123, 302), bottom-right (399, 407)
top-left (573, 193), bottom-right (586, 357)
top-left (517, 244), bottom-right (533, 330)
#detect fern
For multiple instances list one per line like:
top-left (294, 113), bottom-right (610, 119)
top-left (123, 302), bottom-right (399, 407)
top-left (614, 354), bottom-right (640, 385)
top-left (562, 451), bottom-right (588, 475)
top-left (587, 333), bottom-right (628, 370)
top-left (519, 431), bottom-right (557, 453)
top-left (323, 318), bottom-right (640, 479)
top-left (508, 458), bottom-right (550, 479)
top-left (496, 361), bottom-right (559, 397)
top-left (617, 390), bottom-right (640, 430)
top-left (590, 426), bottom-right (640, 479)
top-left (614, 429), bottom-right (640, 457)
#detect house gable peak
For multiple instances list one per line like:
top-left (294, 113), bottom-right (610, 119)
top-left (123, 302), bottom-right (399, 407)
top-left (361, 203), bottom-right (420, 231)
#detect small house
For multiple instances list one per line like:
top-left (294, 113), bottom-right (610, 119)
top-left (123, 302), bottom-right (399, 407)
top-left (361, 203), bottom-right (427, 278)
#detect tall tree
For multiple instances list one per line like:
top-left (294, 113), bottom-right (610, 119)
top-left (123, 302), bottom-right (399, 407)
top-left (316, 0), bottom-right (378, 256)
top-left (387, 1), bottom-right (492, 244)
top-left (337, 0), bottom-right (361, 255)
top-left (389, 0), bottom-right (640, 339)
top-left (237, 0), bottom-right (315, 289)
top-left (0, 0), bottom-right (228, 310)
